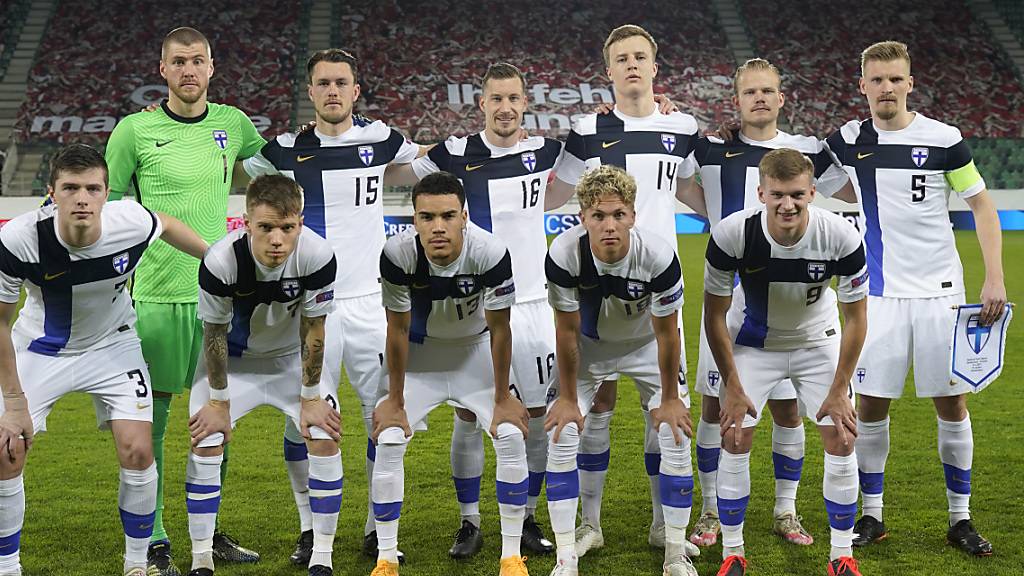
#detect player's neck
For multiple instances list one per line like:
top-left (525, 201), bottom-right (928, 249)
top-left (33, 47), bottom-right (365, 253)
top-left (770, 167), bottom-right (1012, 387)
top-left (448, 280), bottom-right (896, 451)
top-left (591, 237), bottom-right (630, 265)
top-left (483, 129), bottom-right (519, 149)
top-left (613, 93), bottom-right (656, 117)
top-left (316, 115), bottom-right (353, 138)
top-left (740, 123), bottom-right (778, 142)
top-left (166, 94), bottom-right (208, 119)
top-left (58, 220), bottom-right (101, 249)
top-left (872, 110), bottom-right (915, 132)
top-left (766, 217), bottom-right (808, 247)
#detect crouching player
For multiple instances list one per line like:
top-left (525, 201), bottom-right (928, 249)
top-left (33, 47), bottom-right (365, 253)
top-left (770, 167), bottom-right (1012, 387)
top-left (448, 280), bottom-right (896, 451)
top-left (370, 172), bottom-right (530, 576)
top-left (543, 165), bottom-right (695, 576)
top-left (0, 144), bottom-right (208, 576)
top-left (185, 175), bottom-right (342, 576)
top-left (704, 149), bottom-right (868, 576)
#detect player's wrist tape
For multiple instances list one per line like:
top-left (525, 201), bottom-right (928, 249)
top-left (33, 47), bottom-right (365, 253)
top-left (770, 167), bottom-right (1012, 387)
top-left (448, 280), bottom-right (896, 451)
top-left (301, 385), bottom-right (321, 400)
top-left (2, 393), bottom-right (27, 411)
top-left (209, 388), bottom-right (230, 402)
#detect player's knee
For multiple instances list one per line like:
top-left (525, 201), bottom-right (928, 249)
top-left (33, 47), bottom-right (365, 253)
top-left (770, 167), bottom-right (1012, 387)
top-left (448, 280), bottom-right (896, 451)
top-left (856, 394), bottom-right (890, 422)
top-left (767, 399), bottom-right (801, 427)
top-left (591, 382), bottom-right (617, 412)
top-left (307, 438), bottom-right (339, 457)
top-left (700, 395), bottom-right (722, 423)
top-left (0, 444), bottom-right (27, 479)
top-left (657, 423), bottom-right (692, 471)
top-left (933, 394), bottom-right (968, 422)
top-left (722, 427), bottom-right (753, 454)
top-left (119, 440), bottom-right (154, 470)
top-left (547, 422), bottom-right (579, 470)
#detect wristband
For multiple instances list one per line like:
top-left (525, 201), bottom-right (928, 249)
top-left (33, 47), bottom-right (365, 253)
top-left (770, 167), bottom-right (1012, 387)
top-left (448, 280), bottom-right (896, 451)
top-left (2, 392), bottom-right (27, 411)
top-left (301, 385), bottom-right (321, 400)
top-left (209, 388), bottom-right (230, 402)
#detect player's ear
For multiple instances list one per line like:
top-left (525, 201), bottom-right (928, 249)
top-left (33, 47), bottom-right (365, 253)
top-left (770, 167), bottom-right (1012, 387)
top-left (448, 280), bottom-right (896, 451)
top-left (756, 184), bottom-right (766, 204)
top-left (353, 82), bottom-right (361, 102)
top-left (208, 57), bottom-right (215, 80)
top-left (858, 76), bottom-right (867, 96)
top-left (907, 75), bottom-right (914, 94)
top-left (159, 60), bottom-right (167, 81)
top-left (242, 213), bottom-right (250, 231)
top-left (777, 90), bottom-right (785, 109)
top-left (652, 61), bottom-right (658, 79)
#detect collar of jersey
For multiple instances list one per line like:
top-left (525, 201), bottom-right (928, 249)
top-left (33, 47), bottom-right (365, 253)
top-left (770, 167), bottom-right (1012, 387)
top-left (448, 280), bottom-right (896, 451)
top-left (161, 100), bottom-right (209, 124)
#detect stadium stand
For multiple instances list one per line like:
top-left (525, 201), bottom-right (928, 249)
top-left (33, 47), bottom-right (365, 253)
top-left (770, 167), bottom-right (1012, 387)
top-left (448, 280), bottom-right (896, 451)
top-left (739, 0), bottom-right (1024, 140)
top-left (0, 1), bottom-right (31, 81)
top-left (14, 0), bottom-right (301, 145)
top-left (993, 0), bottom-right (1024, 48)
top-left (337, 0), bottom-right (738, 142)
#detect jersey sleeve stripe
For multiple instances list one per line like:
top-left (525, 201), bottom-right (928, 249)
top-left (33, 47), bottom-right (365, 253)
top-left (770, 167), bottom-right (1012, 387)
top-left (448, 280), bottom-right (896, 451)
top-left (825, 131), bottom-right (847, 161)
top-left (0, 241), bottom-right (27, 278)
top-left (649, 255), bottom-right (682, 292)
top-left (944, 140), bottom-right (974, 172)
top-left (261, 139), bottom-right (285, 169)
top-left (564, 130), bottom-right (586, 159)
top-left (427, 141), bottom-right (453, 172)
top-left (545, 254), bottom-right (578, 288)
top-left (481, 250), bottom-right (513, 287)
top-left (836, 244), bottom-right (867, 277)
top-left (705, 237), bottom-right (739, 272)
top-left (811, 149), bottom-right (834, 179)
top-left (198, 261), bottom-right (233, 297)
top-left (380, 252), bottom-right (409, 286)
top-left (304, 256), bottom-right (337, 291)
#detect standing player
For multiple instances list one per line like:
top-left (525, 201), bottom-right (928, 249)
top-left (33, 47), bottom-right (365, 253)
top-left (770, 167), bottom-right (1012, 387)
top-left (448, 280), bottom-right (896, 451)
top-left (104, 27), bottom-right (267, 575)
top-left (185, 175), bottom-right (342, 576)
top-left (544, 166), bottom-right (694, 576)
top-left (369, 172), bottom-right (530, 576)
top-left (242, 48), bottom-right (420, 564)
top-left (688, 58), bottom-right (851, 547)
top-left (823, 41), bottom-right (1005, 555)
top-left (384, 62), bottom-right (561, 557)
top-left (547, 24), bottom-right (704, 556)
top-left (0, 144), bottom-right (208, 576)
top-left (705, 149), bottom-right (868, 576)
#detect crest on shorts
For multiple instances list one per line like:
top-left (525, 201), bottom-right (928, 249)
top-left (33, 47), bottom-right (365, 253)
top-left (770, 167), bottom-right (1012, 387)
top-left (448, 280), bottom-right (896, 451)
top-left (358, 145), bottom-right (374, 166)
top-left (965, 313), bottom-right (992, 354)
top-left (521, 151), bottom-right (537, 173)
top-left (911, 147), bottom-right (929, 168)
top-left (112, 252), bottom-right (129, 274)
top-left (454, 275), bottom-right (477, 296)
top-left (212, 130), bottom-right (228, 150)
top-left (707, 370), bottom-right (720, 389)
top-left (807, 261), bottom-right (827, 282)
top-left (661, 134), bottom-right (676, 153)
top-left (856, 367), bottom-right (866, 383)
top-left (281, 279), bottom-right (301, 299)
top-left (625, 280), bottom-right (646, 299)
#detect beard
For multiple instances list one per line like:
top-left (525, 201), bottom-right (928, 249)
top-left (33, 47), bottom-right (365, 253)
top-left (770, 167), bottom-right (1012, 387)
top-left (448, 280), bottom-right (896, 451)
top-left (874, 101), bottom-right (899, 121)
top-left (490, 117), bottom-right (520, 139)
top-left (169, 82), bottom-right (206, 105)
top-left (318, 105), bottom-right (351, 126)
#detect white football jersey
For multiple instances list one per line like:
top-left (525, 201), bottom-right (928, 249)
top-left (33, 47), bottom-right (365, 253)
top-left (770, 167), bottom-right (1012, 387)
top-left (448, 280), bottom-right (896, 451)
top-left (413, 132), bottom-right (563, 303)
top-left (824, 114), bottom-right (985, 298)
top-left (244, 120), bottom-right (419, 298)
top-left (693, 130), bottom-right (849, 227)
top-left (704, 206), bottom-right (868, 350)
top-left (546, 224), bottom-right (683, 344)
top-left (0, 201), bottom-right (162, 355)
top-left (555, 109), bottom-right (699, 249)
top-left (198, 227), bottom-right (337, 358)
top-left (380, 223), bottom-right (515, 343)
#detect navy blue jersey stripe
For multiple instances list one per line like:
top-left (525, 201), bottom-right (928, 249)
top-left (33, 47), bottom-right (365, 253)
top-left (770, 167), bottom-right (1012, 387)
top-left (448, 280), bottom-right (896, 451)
top-left (735, 214), bottom-right (770, 348)
top-left (851, 121), bottom-right (885, 295)
top-left (304, 257), bottom-right (337, 291)
top-left (480, 250), bottom-right (513, 287)
top-left (545, 254), bottom-right (578, 288)
top-left (705, 236), bottom-right (739, 271)
top-left (649, 255), bottom-right (681, 293)
top-left (408, 240), bottom-right (431, 343)
top-left (199, 261), bottom-right (232, 297)
top-left (836, 245), bottom-right (867, 277)
top-left (945, 140), bottom-right (974, 171)
top-left (380, 251), bottom-right (408, 286)
top-left (577, 234), bottom-right (602, 340)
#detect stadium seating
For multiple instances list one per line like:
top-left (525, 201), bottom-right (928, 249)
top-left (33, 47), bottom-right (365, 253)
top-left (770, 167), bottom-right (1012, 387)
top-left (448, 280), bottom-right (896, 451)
top-left (971, 138), bottom-right (1024, 190)
top-left (337, 0), bottom-right (738, 142)
top-left (14, 0), bottom-right (301, 144)
top-left (993, 0), bottom-right (1024, 48)
top-left (739, 0), bottom-right (1024, 139)
top-left (0, 0), bottom-right (30, 81)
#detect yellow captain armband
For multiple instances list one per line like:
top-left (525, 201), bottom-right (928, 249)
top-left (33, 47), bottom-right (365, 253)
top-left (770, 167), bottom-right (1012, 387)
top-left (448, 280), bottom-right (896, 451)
top-left (945, 160), bottom-right (984, 195)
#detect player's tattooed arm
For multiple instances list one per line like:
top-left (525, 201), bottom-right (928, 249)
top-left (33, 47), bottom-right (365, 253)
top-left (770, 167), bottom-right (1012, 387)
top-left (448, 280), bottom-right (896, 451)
top-left (545, 309), bottom-right (585, 442)
top-left (191, 321), bottom-right (232, 447)
top-left (298, 314), bottom-right (341, 440)
top-left (299, 315), bottom-right (326, 389)
top-left (203, 321), bottom-right (230, 392)
top-left (0, 302), bottom-right (32, 460)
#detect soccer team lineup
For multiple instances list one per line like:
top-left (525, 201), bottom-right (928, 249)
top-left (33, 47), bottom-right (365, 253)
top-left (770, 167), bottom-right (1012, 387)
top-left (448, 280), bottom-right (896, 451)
top-left (0, 19), bottom-right (1017, 576)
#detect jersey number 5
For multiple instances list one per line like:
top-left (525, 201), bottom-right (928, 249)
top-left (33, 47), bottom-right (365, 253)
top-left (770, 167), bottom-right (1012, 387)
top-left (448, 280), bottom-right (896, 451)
top-left (911, 174), bottom-right (926, 203)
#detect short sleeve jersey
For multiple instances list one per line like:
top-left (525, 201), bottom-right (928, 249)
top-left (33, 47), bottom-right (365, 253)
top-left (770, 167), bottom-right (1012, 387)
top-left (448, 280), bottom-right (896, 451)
top-left (554, 109), bottom-right (698, 250)
top-left (0, 201), bottom-right (163, 355)
top-left (546, 224), bottom-right (683, 344)
top-left (380, 224), bottom-right (515, 344)
top-left (244, 120), bottom-right (419, 299)
top-left (824, 114), bottom-right (985, 298)
top-left (704, 206), bottom-right (868, 350)
top-left (412, 132), bottom-right (563, 303)
top-left (104, 102), bottom-right (265, 303)
top-left (198, 227), bottom-right (337, 358)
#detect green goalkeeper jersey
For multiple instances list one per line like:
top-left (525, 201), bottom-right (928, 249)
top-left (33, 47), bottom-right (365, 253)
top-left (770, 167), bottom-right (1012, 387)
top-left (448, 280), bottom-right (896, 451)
top-left (105, 101), bottom-right (265, 303)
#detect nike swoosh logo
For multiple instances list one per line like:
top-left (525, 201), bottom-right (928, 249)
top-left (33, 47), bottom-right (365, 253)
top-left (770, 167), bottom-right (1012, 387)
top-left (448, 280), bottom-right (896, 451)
top-left (137, 403), bottom-right (150, 410)
top-left (857, 152), bottom-right (874, 160)
top-left (547, 483), bottom-right (565, 490)
top-left (835, 514), bottom-right (851, 521)
top-left (744, 266), bottom-right (766, 274)
top-left (725, 151), bottom-right (744, 158)
top-left (411, 283), bottom-right (429, 289)
top-left (297, 155), bottom-right (316, 162)
top-left (44, 271), bottom-right (67, 280)
top-left (140, 523), bottom-right (153, 530)
top-left (783, 465), bottom-right (801, 472)
top-left (235, 290), bottom-right (256, 297)
top-left (509, 490), bottom-right (528, 496)
top-left (155, 140), bottom-right (173, 148)
top-left (466, 163), bottom-right (487, 171)
top-left (601, 140), bottom-right (621, 149)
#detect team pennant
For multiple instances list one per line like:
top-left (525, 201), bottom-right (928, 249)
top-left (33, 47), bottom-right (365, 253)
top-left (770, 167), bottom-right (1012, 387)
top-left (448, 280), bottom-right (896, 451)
top-left (950, 303), bottom-right (1013, 392)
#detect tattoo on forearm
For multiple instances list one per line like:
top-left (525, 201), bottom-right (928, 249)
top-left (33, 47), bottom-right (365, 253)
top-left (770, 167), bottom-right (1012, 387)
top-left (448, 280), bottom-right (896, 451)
top-left (204, 322), bottom-right (229, 390)
top-left (301, 317), bottom-right (325, 388)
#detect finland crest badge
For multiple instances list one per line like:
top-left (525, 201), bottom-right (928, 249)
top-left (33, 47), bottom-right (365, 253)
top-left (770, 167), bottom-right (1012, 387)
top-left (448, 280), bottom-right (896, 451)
top-left (807, 261), bottom-right (827, 282)
top-left (661, 133), bottom-right (676, 153)
top-left (950, 303), bottom-right (1013, 392)
top-left (112, 252), bottom-right (130, 274)
top-left (358, 145), bottom-right (374, 166)
top-left (454, 275), bottom-right (477, 296)
top-left (911, 147), bottom-right (929, 168)
top-left (625, 280), bottom-right (646, 300)
top-left (521, 151), bottom-right (537, 172)
top-left (281, 279), bottom-right (301, 300)
top-left (212, 130), bottom-right (228, 150)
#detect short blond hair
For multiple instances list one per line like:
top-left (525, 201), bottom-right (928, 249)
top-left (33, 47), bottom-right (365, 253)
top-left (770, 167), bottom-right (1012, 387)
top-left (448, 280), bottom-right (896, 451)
top-left (734, 58), bottom-right (781, 95)
top-left (759, 148), bottom-right (813, 183)
top-left (577, 165), bottom-right (636, 209)
top-left (861, 41), bottom-right (911, 76)
top-left (603, 24), bottom-right (658, 67)
top-left (162, 27), bottom-right (211, 60)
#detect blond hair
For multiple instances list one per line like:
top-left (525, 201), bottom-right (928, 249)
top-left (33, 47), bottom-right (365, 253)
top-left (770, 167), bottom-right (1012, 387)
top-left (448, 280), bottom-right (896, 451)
top-left (861, 41), bottom-right (911, 76)
top-left (759, 148), bottom-right (813, 183)
top-left (162, 27), bottom-right (211, 60)
top-left (603, 24), bottom-right (658, 67)
top-left (734, 58), bottom-right (781, 95)
top-left (577, 165), bottom-right (637, 209)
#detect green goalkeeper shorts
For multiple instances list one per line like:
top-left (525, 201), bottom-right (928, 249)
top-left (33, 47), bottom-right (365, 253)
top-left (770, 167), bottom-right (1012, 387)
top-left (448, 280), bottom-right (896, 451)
top-left (135, 301), bottom-right (204, 395)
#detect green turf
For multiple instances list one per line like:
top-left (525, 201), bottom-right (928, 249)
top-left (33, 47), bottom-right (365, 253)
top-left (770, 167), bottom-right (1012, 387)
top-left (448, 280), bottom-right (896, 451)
top-left (16, 231), bottom-right (1024, 575)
